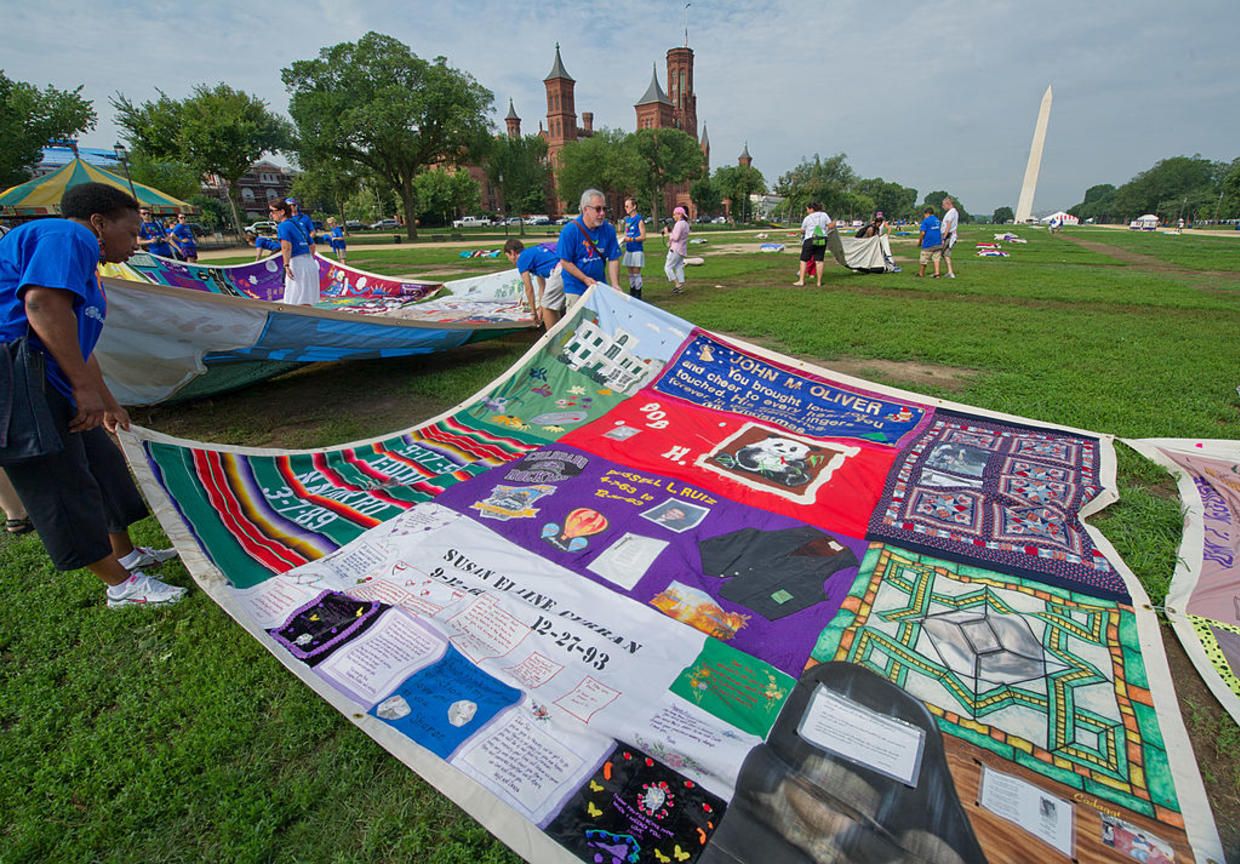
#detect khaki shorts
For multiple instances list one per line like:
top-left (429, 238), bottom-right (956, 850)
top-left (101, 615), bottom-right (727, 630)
top-left (539, 264), bottom-right (566, 312)
top-left (919, 246), bottom-right (943, 265)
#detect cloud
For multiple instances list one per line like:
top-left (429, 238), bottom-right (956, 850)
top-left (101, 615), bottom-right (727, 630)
top-left (5, 0), bottom-right (1237, 213)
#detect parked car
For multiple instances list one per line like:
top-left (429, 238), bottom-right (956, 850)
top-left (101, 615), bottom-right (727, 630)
top-left (370, 218), bottom-right (399, 230)
top-left (711, 216), bottom-right (727, 224)
top-left (554, 216), bottom-right (571, 225)
top-left (452, 215), bottom-right (487, 228)
top-left (504, 216), bottom-right (524, 225)
top-left (244, 220), bottom-right (278, 238)
top-left (524, 215), bottom-right (551, 225)
top-left (344, 220), bottom-right (368, 231)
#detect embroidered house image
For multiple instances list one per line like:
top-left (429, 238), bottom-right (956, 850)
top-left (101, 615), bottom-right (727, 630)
top-left (557, 318), bottom-right (664, 393)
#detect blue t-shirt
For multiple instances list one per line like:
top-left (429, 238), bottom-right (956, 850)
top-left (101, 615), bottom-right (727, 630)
top-left (920, 215), bottom-right (942, 248)
top-left (278, 219), bottom-right (312, 257)
top-left (0, 220), bottom-right (106, 398)
top-left (140, 220), bottom-right (173, 257)
top-left (329, 226), bottom-right (346, 251)
top-left (255, 236), bottom-right (281, 252)
top-left (515, 245), bottom-right (559, 279)
top-left (556, 219), bottom-right (621, 295)
top-left (295, 213), bottom-right (315, 246)
top-left (623, 213), bottom-right (645, 253)
top-left (169, 223), bottom-right (196, 254)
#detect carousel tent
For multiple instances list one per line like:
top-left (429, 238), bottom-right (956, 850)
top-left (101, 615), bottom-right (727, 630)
top-left (0, 157), bottom-right (194, 217)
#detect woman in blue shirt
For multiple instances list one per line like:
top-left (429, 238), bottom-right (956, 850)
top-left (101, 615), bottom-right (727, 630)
top-left (168, 212), bottom-right (198, 262)
top-left (621, 196), bottom-right (646, 299)
top-left (270, 199), bottom-right (318, 304)
top-left (0, 182), bottom-right (185, 607)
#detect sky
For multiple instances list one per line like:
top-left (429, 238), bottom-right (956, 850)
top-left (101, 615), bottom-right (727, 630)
top-left (5, 0), bottom-right (1238, 216)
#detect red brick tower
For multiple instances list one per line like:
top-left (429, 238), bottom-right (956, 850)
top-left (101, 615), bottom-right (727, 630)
top-left (700, 122), bottom-right (710, 171)
top-left (665, 47), bottom-right (696, 136)
top-left (504, 99), bottom-right (521, 139)
top-left (634, 64), bottom-right (675, 130)
top-left (739, 142), bottom-right (752, 168)
top-left (543, 43), bottom-right (577, 170)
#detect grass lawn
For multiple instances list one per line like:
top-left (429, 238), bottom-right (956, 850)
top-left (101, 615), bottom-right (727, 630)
top-left (3, 223), bottom-right (1240, 862)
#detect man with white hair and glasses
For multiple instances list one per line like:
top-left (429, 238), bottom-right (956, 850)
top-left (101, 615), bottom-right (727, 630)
top-left (556, 188), bottom-right (622, 307)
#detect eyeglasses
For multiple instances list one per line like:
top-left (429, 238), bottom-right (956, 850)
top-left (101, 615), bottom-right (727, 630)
top-left (586, 205), bottom-right (605, 213)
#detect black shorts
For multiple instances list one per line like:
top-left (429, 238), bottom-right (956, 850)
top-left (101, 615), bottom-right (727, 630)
top-left (800, 238), bottom-right (826, 262)
top-left (4, 384), bottom-right (148, 571)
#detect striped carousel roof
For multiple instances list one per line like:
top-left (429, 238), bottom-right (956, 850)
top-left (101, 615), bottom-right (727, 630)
top-left (0, 158), bottom-right (195, 218)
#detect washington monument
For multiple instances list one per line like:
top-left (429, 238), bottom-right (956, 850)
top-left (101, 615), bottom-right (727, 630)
top-left (1015, 85), bottom-right (1053, 223)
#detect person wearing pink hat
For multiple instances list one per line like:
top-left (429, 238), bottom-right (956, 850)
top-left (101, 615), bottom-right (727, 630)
top-left (662, 206), bottom-right (690, 294)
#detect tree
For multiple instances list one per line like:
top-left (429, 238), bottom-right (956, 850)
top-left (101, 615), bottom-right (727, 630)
top-left (854, 177), bottom-right (918, 221)
top-left (1220, 158), bottom-right (1240, 221)
top-left (412, 167), bottom-right (479, 226)
top-left (715, 164), bottom-right (766, 222)
top-left (690, 177), bottom-right (722, 219)
top-left (922, 190), bottom-right (971, 223)
top-left (292, 154), bottom-right (362, 225)
top-left (1111, 155), bottom-right (1222, 221)
top-left (1068, 184), bottom-right (1116, 223)
top-left (0, 71), bottom-right (96, 187)
top-left (992, 206), bottom-right (1015, 224)
top-left (127, 153), bottom-right (201, 203)
top-left (556, 128), bottom-right (641, 211)
top-left (283, 32), bottom-right (494, 239)
top-left (113, 84), bottom-right (291, 231)
top-left (187, 194), bottom-right (227, 230)
top-left (485, 133), bottom-right (551, 236)
top-left (630, 128), bottom-right (705, 224)
top-left (773, 153), bottom-right (855, 217)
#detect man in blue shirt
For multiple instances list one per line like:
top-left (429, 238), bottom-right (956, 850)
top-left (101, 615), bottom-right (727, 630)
top-left (137, 207), bottom-right (174, 258)
top-left (556, 188), bottom-right (621, 304)
top-left (504, 238), bottom-right (564, 329)
top-left (168, 212), bottom-right (197, 262)
top-left (0, 182), bottom-right (185, 607)
top-left (620, 196), bottom-right (646, 300)
top-left (917, 207), bottom-right (943, 278)
top-left (287, 198), bottom-right (315, 250)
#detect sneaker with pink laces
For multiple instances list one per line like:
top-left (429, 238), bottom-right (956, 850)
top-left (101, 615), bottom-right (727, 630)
top-left (106, 572), bottom-right (188, 608)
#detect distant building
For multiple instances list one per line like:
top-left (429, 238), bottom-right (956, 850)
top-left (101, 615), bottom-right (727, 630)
top-left (202, 160), bottom-right (297, 222)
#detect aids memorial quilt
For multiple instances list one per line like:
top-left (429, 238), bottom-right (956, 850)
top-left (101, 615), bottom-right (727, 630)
top-left (1127, 438), bottom-right (1240, 727)
top-left (121, 286), bottom-right (1224, 863)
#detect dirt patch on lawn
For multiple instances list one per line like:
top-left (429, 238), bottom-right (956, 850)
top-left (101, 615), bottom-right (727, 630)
top-left (809, 356), bottom-right (981, 392)
top-left (716, 332), bottom-right (981, 392)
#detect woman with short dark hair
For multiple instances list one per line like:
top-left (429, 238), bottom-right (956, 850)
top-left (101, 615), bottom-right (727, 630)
top-left (0, 182), bottom-right (185, 607)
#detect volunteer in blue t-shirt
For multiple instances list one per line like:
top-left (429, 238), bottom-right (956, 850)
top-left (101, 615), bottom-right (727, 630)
top-left (288, 198), bottom-right (315, 250)
top-left (326, 217), bottom-right (347, 263)
top-left (0, 182), bottom-right (185, 608)
top-left (917, 207), bottom-right (943, 278)
top-left (272, 199), bottom-right (318, 304)
top-left (556, 188), bottom-right (621, 303)
top-left (254, 234), bottom-right (281, 260)
top-left (137, 207), bottom-right (174, 258)
top-left (620, 196), bottom-right (646, 300)
top-left (504, 238), bottom-right (565, 329)
top-left (168, 213), bottom-right (198, 262)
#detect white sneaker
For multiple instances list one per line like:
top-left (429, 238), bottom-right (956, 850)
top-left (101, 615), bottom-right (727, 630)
top-left (123, 545), bottom-right (179, 571)
top-left (107, 572), bottom-right (188, 608)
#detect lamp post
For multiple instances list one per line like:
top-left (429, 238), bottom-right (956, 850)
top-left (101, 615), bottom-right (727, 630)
top-left (499, 172), bottom-right (508, 238)
top-left (112, 143), bottom-right (139, 202)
